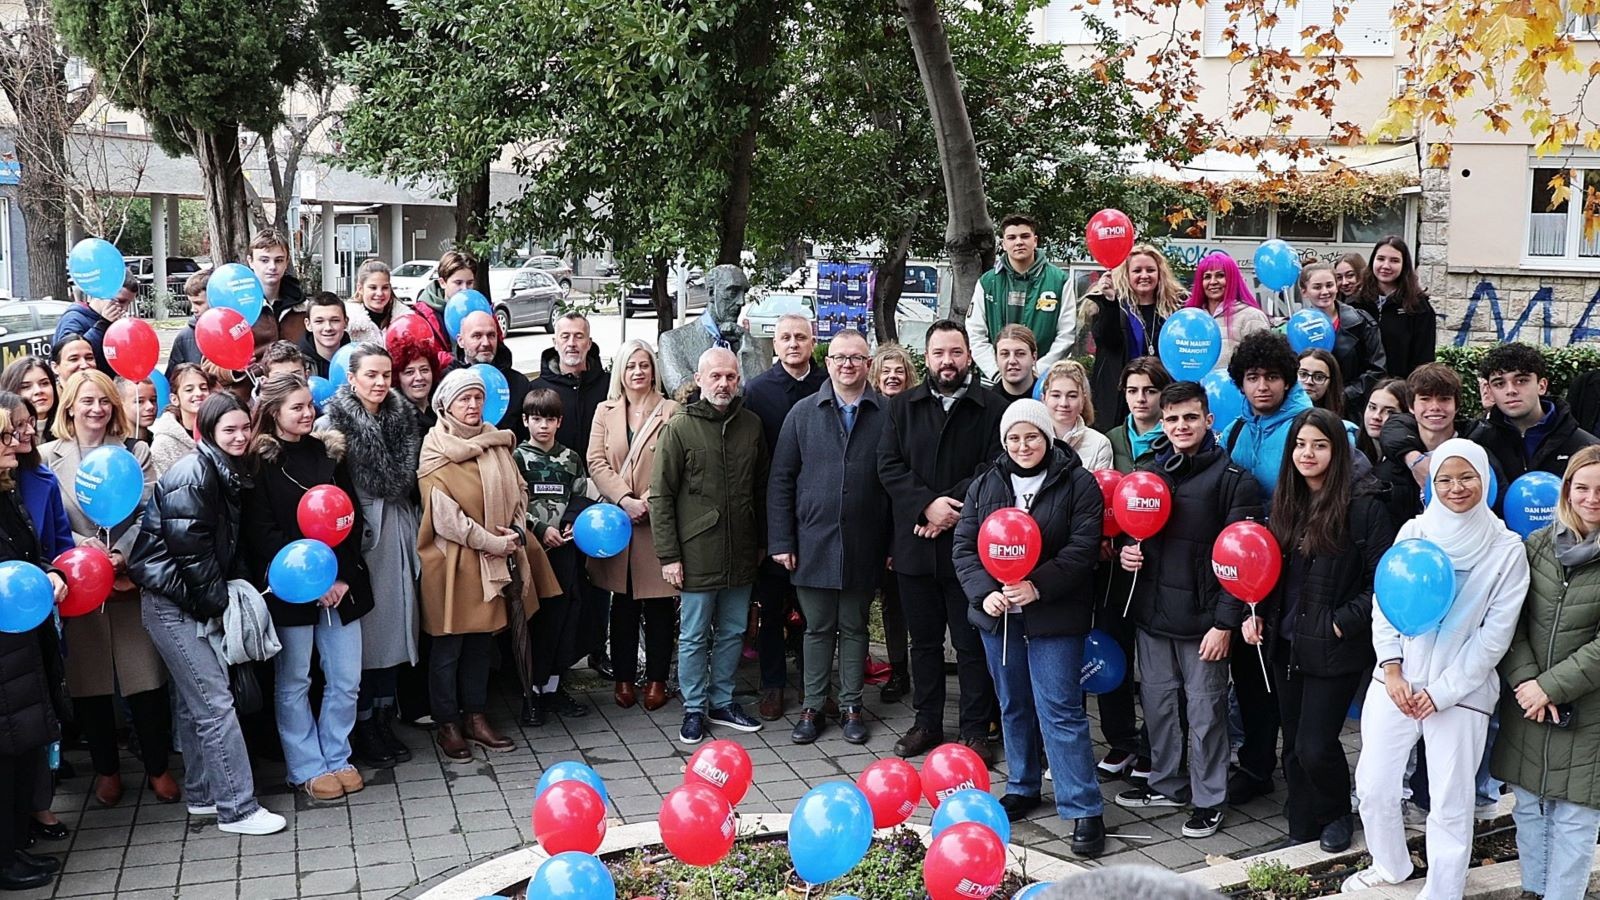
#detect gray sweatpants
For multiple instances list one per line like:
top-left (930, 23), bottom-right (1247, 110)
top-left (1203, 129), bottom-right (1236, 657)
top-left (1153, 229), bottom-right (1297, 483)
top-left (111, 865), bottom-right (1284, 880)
top-left (1137, 629), bottom-right (1231, 810)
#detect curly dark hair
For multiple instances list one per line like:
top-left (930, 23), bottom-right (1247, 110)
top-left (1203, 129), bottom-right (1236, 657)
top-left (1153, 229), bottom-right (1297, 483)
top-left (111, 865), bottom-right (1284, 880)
top-left (1478, 342), bottom-right (1547, 381)
top-left (1227, 330), bottom-right (1298, 390)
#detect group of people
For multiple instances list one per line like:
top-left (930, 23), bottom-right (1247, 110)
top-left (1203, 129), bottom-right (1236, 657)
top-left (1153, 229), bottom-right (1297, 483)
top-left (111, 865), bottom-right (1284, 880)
top-left (0, 215), bottom-right (1588, 900)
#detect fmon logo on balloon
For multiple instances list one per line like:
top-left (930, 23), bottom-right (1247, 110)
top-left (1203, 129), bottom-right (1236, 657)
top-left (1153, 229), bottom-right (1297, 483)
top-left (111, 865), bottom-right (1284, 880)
top-left (987, 545), bottom-right (1029, 560)
top-left (934, 779), bottom-right (978, 801)
top-left (955, 878), bottom-right (998, 898)
top-left (692, 759), bottom-right (730, 788)
top-left (1212, 561), bottom-right (1239, 582)
top-left (1094, 224), bottom-right (1128, 240)
top-left (1125, 496), bottom-right (1162, 511)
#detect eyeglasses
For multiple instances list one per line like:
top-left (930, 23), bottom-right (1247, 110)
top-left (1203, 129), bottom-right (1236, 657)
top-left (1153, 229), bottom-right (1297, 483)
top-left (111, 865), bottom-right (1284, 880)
top-left (828, 354), bottom-right (870, 365)
top-left (0, 431), bottom-right (18, 446)
top-left (1297, 369), bottom-right (1331, 385)
top-left (1433, 473), bottom-right (1481, 491)
top-left (1004, 432), bottom-right (1048, 447)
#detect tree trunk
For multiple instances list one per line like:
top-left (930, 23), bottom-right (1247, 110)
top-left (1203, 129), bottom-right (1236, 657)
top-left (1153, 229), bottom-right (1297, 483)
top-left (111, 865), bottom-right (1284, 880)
top-left (15, 128), bottom-right (68, 301)
top-left (652, 253), bottom-right (673, 332)
top-left (874, 232), bottom-right (913, 345)
top-left (717, 121), bottom-right (757, 266)
top-left (898, 0), bottom-right (994, 318)
top-left (193, 123), bottom-right (254, 263)
top-left (454, 162), bottom-right (492, 296)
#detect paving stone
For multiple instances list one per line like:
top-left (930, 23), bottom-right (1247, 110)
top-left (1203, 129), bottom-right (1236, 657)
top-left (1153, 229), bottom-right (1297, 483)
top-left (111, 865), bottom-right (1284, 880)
top-left (243, 874), bottom-right (301, 900)
top-left (404, 815), bottom-right (460, 838)
top-left (294, 823), bottom-right (355, 850)
top-left (69, 825), bottom-right (130, 850)
top-left (117, 863), bottom-right (179, 891)
top-left (354, 838), bottom-right (415, 867)
top-left (358, 861), bottom-right (418, 890)
top-left (61, 846), bottom-right (125, 873)
top-left (241, 849), bottom-right (298, 879)
top-left (49, 868), bottom-right (120, 898)
top-left (409, 832), bottom-right (469, 861)
top-left (180, 855), bottom-right (241, 884)
top-left (298, 844), bottom-right (356, 870)
top-left (299, 867), bottom-right (361, 897)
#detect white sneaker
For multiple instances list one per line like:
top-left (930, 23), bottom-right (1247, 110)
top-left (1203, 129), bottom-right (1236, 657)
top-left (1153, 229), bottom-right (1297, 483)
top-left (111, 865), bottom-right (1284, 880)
top-left (1340, 867), bottom-right (1394, 893)
top-left (218, 807), bottom-right (286, 836)
top-left (1474, 801), bottom-right (1500, 821)
top-left (186, 804), bottom-right (218, 816)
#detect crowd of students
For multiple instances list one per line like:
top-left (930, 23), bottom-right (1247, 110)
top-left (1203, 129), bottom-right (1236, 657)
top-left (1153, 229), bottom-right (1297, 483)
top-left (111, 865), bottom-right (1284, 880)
top-left (0, 220), bottom-right (1588, 900)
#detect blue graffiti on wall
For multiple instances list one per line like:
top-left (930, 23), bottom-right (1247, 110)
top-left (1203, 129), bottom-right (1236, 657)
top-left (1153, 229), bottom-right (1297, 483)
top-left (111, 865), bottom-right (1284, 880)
top-left (1452, 279), bottom-right (1600, 347)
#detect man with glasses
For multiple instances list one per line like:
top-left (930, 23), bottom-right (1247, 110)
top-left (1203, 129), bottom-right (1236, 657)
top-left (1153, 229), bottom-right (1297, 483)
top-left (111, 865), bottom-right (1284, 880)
top-left (767, 329), bottom-right (888, 745)
top-left (55, 269), bottom-right (140, 376)
top-left (743, 313), bottom-right (827, 720)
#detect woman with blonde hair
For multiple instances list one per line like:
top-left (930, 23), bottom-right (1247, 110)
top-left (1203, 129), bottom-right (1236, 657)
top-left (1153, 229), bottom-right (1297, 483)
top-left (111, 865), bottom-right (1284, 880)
top-left (1491, 444), bottom-right (1600, 900)
top-left (586, 339), bottom-right (680, 710)
top-left (1082, 244), bottom-right (1185, 428)
top-left (1041, 360), bottom-right (1112, 470)
top-left (346, 259), bottom-right (400, 344)
top-left (39, 370), bottom-right (173, 807)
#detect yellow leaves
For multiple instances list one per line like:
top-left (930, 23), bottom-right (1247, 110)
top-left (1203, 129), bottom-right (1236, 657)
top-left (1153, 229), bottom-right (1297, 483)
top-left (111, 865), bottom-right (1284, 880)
top-left (1582, 186), bottom-right (1600, 244)
top-left (1535, 118), bottom-right (1579, 155)
top-left (1216, 198), bottom-right (1235, 215)
top-left (1426, 143), bottom-right (1453, 168)
top-left (1585, 129), bottom-right (1600, 151)
top-left (1548, 171), bottom-right (1571, 210)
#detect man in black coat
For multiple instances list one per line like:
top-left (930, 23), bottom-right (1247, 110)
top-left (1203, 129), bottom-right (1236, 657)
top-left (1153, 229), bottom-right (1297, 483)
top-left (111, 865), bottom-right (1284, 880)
top-left (767, 329), bottom-right (887, 745)
top-left (454, 310), bottom-right (532, 442)
top-left (527, 313), bottom-right (609, 457)
top-left (742, 314), bottom-right (827, 720)
top-left (1470, 342), bottom-right (1599, 508)
top-left (878, 319), bottom-right (1006, 763)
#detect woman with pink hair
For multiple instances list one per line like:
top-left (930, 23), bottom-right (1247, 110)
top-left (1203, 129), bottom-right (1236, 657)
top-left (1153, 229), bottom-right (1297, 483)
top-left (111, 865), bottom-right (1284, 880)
top-left (1184, 252), bottom-right (1269, 370)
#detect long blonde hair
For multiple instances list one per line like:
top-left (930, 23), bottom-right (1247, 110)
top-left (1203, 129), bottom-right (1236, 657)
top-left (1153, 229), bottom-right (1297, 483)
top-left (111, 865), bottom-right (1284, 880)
top-left (1112, 244), bottom-right (1186, 316)
top-left (607, 340), bottom-right (665, 400)
top-left (1557, 445), bottom-right (1600, 537)
top-left (1042, 359), bottom-right (1096, 427)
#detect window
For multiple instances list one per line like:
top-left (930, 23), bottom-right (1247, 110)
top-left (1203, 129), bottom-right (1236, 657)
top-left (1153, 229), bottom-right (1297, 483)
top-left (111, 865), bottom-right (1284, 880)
top-left (1214, 204), bottom-right (1269, 238)
top-left (1342, 199), bottom-right (1407, 244)
top-left (1203, 0), bottom-right (1394, 57)
top-left (1278, 207), bottom-right (1338, 241)
top-left (102, 121), bottom-right (128, 134)
top-left (1565, 2), bottom-right (1600, 36)
top-left (1031, 0), bottom-right (1123, 45)
top-left (1525, 166), bottom-right (1600, 261)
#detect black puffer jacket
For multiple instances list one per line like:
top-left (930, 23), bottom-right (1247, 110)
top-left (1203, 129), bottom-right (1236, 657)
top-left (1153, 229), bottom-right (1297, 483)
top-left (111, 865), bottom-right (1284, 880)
top-left (528, 344), bottom-right (607, 455)
top-left (953, 445), bottom-right (1103, 637)
top-left (241, 433), bottom-right (374, 627)
top-left (0, 491), bottom-right (62, 756)
top-left (1259, 485), bottom-right (1394, 677)
top-left (1329, 302), bottom-right (1388, 409)
top-left (1469, 399), bottom-right (1599, 508)
top-left (1123, 436), bottom-right (1264, 640)
top-left (128, 442), bottom-right (251, 621)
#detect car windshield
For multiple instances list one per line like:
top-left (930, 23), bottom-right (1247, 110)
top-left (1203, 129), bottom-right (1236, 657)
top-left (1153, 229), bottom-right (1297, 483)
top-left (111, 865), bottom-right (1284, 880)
top-left (393, 263), bottom-right (431, 277)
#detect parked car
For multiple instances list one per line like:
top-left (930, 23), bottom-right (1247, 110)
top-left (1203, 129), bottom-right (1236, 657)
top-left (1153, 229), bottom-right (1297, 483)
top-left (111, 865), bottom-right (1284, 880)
top-left (522, 255), bottom-right (575, 291)
top-left (495, 269), bottom-right (564, 334)
top-left (0, 299), bottom-right (69, 366)
top-left (744, 292), bottom-right (816, 339)
top-left (623, 269), bottom-right (708, 319)
top-left (389, 259), bottom-right (437, 303)
top-left (124, 256), bottom-right (202, 297)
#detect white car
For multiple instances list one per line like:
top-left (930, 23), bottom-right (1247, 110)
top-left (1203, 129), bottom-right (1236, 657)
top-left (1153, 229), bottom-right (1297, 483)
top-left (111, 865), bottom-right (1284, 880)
top-left (389, 259), bottom-right (437, 303)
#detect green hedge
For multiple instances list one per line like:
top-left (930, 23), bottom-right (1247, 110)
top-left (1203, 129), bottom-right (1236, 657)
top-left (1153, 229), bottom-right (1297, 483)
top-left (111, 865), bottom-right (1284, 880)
top-left (1436, 345), bottom-right (1600, 420)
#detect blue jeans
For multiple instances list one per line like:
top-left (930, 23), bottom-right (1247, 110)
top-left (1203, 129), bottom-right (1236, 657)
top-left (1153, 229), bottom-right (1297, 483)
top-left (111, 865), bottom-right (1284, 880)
top-left (979, 626), bottom-right (1102, 819)
top-left (1475, 712), bottom-right (1502, 806)
top-left (274, 616), bottom-right (362, 785)
top-left (141, 593), bottom-right (260, 824)
top-left (1512, 785), bottom-right (1600, 900)
top-left (678, 586), bottom-right (752, 714)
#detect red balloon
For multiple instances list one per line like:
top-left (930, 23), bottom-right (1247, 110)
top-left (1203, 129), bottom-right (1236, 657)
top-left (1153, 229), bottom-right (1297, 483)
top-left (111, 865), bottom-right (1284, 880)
top-left (976, 508), bottom-right (1040, 585)
top-left (659, 783), bottom-right (735, 867)
top-left (1212, 520), bottom-right (1283, 605)
top-left (1113, 470), bottom-right (1172, 541)
top-left (385, 313), bottom-right (437, 352)
top-left (103, 318), bottom-right (159, 381)
top-left (920, 743), bottom-right (991, 808)
top-left (195, 307), bottom-right (254, 371)
top-left (1086, 208), bottom-right (1136, 270)
top-left (684, 739), bottom-right (753, 805)
top-left (297, 485), bottom-right (355, 547)
top-left (52, 547), bottom-right (114, 617)
top-left (924, 821), bottom-right (1007, 900)
top-left (858, 758), bottom-right (921, 828)
top-left (1093, 469), bottom-right (1124, 537)
top-left (530, 780), bottom-right (607, 855)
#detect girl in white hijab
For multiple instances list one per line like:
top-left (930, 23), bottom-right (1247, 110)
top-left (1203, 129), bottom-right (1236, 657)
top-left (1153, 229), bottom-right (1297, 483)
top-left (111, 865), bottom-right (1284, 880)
top-left (1344, 439), bottom-right (1529, 898)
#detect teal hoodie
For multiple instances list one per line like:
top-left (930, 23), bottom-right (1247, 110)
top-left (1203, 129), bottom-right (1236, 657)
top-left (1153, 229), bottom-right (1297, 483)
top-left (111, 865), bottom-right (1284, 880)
top-left (1220, 384), bottom-right (1359, 499)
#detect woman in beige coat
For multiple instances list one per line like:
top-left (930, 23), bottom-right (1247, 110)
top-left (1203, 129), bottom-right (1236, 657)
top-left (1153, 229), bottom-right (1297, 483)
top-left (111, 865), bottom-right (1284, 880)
top-left (587, 340), bottom-right (679, 711)
top-left (40, 370), bottom-right (175, 805)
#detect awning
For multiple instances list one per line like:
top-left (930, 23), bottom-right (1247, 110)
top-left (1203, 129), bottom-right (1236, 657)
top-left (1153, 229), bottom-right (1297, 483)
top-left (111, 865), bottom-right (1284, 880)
top-left (1132, 140), bottom-right (1420, 191)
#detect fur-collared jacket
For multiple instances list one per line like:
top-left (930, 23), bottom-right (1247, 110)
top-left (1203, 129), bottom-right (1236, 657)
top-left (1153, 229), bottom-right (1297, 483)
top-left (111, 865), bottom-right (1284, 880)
top-left (321, 387), bottom-right (424, 506)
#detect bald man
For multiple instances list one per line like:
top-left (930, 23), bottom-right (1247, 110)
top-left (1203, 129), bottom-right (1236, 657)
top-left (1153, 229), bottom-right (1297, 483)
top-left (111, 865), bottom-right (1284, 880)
top-left (456, 309), bottom-right (532, 441)
top-left (651, 347), bottom-right (770, 745)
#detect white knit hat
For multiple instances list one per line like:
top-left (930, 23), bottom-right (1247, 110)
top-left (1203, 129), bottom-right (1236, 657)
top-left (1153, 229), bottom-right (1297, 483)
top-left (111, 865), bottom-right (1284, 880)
top-left (1000, 398), bottom-right (1054, 442)
top-left (433, 367), bottom-right (486, 414)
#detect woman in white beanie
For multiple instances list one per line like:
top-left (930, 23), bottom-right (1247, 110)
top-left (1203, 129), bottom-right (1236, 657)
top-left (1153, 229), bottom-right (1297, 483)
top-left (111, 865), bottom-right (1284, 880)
top-left (952, 399), bottom-right (1107, 857)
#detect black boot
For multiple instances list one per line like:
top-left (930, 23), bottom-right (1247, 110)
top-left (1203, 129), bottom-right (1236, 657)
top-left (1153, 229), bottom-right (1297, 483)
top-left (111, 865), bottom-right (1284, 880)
top-left (375, 707), bottom-right (412, 763)
top-left (351, 718), bottom-right (397, 769)
top-left (522, 694), bottom-right (550, 727)
top-left (1071, 815), bottom-right (1106, 858)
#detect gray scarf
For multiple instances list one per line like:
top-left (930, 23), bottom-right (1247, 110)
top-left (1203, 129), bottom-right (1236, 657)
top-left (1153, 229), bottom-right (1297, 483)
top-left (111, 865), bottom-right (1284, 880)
top-left (1555, 521), bottom-right (1600, 569)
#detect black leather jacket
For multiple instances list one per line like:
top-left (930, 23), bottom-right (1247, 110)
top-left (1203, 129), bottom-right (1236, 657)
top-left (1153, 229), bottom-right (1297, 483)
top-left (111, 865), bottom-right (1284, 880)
top-left (129, 442), bottom-right (250, 621)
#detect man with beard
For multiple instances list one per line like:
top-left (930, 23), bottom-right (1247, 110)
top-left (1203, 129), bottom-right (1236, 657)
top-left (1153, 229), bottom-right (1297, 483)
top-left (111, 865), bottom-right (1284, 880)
top-left (456, 310), bottom-right (532, 441)
top-left (878, 319), bottom-right (1006, 764)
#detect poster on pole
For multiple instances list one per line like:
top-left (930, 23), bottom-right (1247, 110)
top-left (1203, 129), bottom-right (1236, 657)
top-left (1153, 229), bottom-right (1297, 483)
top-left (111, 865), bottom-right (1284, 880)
top-left (816, 262), bottom-right (874, 338)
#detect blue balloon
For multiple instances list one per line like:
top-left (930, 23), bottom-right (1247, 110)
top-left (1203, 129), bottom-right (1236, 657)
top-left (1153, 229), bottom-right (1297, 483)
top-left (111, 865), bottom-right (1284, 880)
top-left (68, 238), bottom-right (127, 299)
top-left (0, 561), bottom-right (53, 634)
top-left (573, 505), bottom-right (631, 559)
top-left (537, 761), bottom-right (610, 805)
top-left (147, 369), bottom-right (170, 420)
top-left (789, 782), bottom-right (873, 885)
top-left (1375, 539), bottom-right (1457, 637)
top-left (474, 363), bottom-right (510, 425)
top-left (445, 290), bottom-right (493, 340)
top-left (1253, 239), bottom-right (1302, 291)
top-left (73, 445), bottom-right (144, 528)
top-left (1201, 370), bottom-right (1244, 435)
top-left (205, 263), bottom-right (266, 325)
top-left (1014, 885), bottom-right (1055, 900)
top-left (1080, 628), bottom-right (1127, 694)
top-left (1503, 471), bottom-right (1561, 539)
top-left (528, 851), bottom-right (615, 900)
top-left (1286, 308), bottom-right (1336, 353)
top-left (1157, 308), bottom-right (1222, 379)
top-left (269, 539), bottom-right (338, 604)
top-left (328, 344), bottom-right (357, 387)
top-left (930, 788), bottom-right (1011, 846)
top-left (309, 375), bottom-right (337, 410)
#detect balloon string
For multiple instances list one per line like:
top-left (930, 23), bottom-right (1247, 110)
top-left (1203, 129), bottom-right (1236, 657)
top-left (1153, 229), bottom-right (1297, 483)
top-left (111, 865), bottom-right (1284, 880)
top-left (1255, 612), bottom-right (1272, 694)
top-left (1002, 607), bottom-right (1008, 666)
top-left (1123, 545), bottom-right (1140, 617)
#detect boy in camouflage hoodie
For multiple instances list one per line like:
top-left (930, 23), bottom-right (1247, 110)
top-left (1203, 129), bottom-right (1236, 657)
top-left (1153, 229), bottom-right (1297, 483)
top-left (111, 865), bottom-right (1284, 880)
top-left (513, 388), bottom-right (600, 726)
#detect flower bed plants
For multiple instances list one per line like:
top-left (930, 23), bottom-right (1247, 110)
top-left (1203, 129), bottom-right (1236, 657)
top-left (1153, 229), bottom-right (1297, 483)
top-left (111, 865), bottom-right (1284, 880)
top-left (1219, 823), bottom-right (1520, 899)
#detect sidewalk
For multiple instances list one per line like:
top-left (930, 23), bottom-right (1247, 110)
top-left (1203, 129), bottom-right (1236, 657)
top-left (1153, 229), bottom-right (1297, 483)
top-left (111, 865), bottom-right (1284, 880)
top-left (26, 663), bottom-right (1350, 898)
